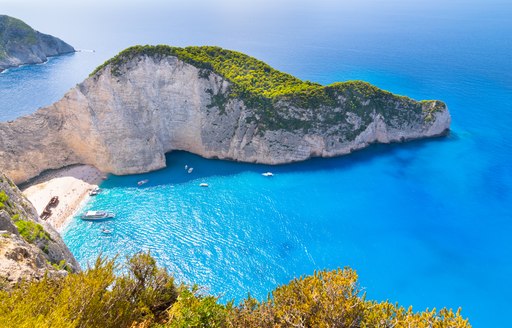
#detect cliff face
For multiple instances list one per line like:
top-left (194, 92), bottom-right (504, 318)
top-left (0, 15), bottom-right (74, 71)
top-left (0, 173), bottom-right (79, 287)
top-left (0, 47), bottom-right (450, 184)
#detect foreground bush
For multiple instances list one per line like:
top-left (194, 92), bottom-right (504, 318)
top-left (0, 253), bottom-right (471, 328)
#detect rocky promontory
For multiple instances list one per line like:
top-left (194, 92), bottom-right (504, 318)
top-left (0, 172), bottom-right (79, 287)
top-left (0, 15), bottom-right (74, 72)
top-left (0, 45), bottom-right (450, 184)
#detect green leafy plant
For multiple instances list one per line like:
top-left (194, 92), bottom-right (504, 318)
top-left (0, 190), bottom-right (8, 209)
top-left (13, 220), bottom-right (51, 243)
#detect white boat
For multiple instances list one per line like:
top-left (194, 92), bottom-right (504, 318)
top-left (81, 210), bottom-right (115, 221)
top-left (262, 172), bottom-right (274, 177)
top-left (185, 165), bottom-right (188, 170)
top-left (89, 187), bottom-right (101, 196)
top-left (137, 179), bottom-right (149, 186)
top-left (199, 183), bottom-right (209, 187)
top-left (101, 228), bottom-right (112, 234)
top-left (188, 167), bottom-right (194, 173)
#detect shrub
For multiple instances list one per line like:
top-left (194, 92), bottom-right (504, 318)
top-left (0, 253), bottom-right (471, 327)
top-left (167, 287), bottom-right (230, 327)
top-left (0, 253), bottom-right (179, 328)
top-left (14, 220), bottom-right (51, 243)
top-left (0, 190), bottom-right (8, 209)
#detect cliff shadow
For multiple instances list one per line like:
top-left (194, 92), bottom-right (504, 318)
top-left (18, 164), bottom-right (104, 191)
top-left (99, 133), bottom-right (453, 189)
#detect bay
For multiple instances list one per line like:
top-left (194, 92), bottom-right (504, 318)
top-left (2, 1), bottom-right (511, 326)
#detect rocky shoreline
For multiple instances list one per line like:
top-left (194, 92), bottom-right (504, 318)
top-left (0, 172), bottom-right (80, 286)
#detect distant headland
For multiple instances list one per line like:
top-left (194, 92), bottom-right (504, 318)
top-left (0, 45), bottom-right (450, 184)
top-left (0, 15), bottom-right (74, 72)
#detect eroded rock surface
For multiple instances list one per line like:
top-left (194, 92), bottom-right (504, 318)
top-left (0, 50), bottom-right (450, 184)
top-left (0, 173), bottom-right (79, 288)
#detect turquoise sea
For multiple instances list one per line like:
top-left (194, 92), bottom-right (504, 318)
top-left (2, 1), bottom-right (511, 326)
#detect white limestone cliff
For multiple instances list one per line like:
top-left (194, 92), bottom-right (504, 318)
top-left (0, 15), bottom-right (75, 72)
top-left (0, 54), bottom-right (450, 184)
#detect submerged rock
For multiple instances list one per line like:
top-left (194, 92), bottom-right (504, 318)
top-left (0, 46), bottom-right (450, 184)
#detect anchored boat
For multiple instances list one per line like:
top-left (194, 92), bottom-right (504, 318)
top-left (81, 210), bottom-right (115, 221)
top-left (137, 179), bottom-right (149, 186)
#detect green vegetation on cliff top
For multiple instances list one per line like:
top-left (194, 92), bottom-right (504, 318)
top-left (91, 45), bottom-right (330, 98)
top-left (89, 45), bottom-right (428, 102)
top-left (0, 252), bottom-right (470, 328)
top-left (91, 45), bottom-right (445, 133)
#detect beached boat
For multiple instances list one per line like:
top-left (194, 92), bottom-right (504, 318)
top-left (81, 210), bottom-right (115, 221)
top-left (137, 179), bottom-right (149, 186)
top-left (49, 196), bottom-right (59, 206)
top-left (199, 183), bottom-right (209, 187)
top-left (89, 187), bottom-right (101, 196)
top-left (44, 196), bottom-right (59, 213)
top-left (40, 209), bottom-right (52, 220)
top-left (262, 172), bottom-right (274, 177)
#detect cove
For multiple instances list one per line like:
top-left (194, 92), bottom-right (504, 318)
top-left (63, 135), bottom-right (487, 317)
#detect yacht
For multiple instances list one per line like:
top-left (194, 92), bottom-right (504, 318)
top-left (137, 179), bottom-right (149, 186)
top-left (81, 211), bottom-right (115, 221)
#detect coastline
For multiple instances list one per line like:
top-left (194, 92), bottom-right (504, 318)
top-left (0, 50), bottom-right (76, 75)
top-left (21, 165), bottom-right (105, 233)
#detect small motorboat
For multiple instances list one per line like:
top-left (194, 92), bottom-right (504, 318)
top-left (188, 167), bottom-right (194, 173)
top-left (262, 172), bottom-right (274, 177)
top-left (89, 187), bottom-right (101, 196)
top-left (185, 165), bottom-right (188, 170)
top-left (101, 228), bottom-right (112, 234)
top-left (81, 210), bottom-right (115, 221)
top-left (137, 179), bottom-right (149, 186)
top-left (199, 183), bottom-right (209, 187)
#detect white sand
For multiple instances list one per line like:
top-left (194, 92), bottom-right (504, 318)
top-left (22, 165), bottom-right (105, 232)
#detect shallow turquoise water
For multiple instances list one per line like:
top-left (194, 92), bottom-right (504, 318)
top-left (2, 1), bottom-right (512, 326)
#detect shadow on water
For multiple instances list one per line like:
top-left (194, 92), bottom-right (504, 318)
top-left (101, 134), bottom-right (452, 188)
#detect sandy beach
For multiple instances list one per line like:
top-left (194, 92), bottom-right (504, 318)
top-left (22, 165), bottom-right (105, 232)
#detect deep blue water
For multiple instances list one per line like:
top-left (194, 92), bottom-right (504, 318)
top-left (2, 1), bottom-right (512, 326)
